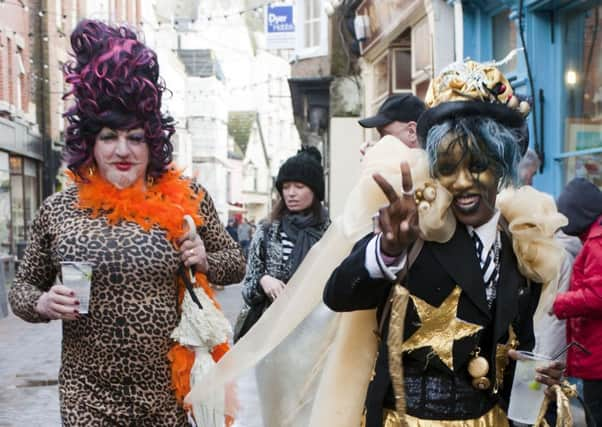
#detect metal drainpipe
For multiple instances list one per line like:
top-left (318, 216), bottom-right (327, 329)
top-left (38, 3), bottom-right (52, 198)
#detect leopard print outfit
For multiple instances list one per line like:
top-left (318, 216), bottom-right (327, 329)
top-left (9, 182), bottom-right (245, 426)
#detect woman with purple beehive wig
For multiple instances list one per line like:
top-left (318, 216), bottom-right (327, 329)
top-left (9, 19), bottom-right (245, 426)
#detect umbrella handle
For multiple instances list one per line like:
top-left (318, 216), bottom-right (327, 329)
top-left (183, 215), bottom-right (197, 284)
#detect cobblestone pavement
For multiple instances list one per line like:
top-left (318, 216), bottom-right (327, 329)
top-left (0, 284), bottom-right (262, 427)
top-left (0, 310), bottom-right (62, 427)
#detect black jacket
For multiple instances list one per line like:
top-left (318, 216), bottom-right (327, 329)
top-left (323, 224), bottom-right (540, 426)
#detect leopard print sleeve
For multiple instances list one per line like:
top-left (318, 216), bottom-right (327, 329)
top-left (9, 194), bottom-right (60, 323)
top-left (197, 186), bottom-right (246, 285)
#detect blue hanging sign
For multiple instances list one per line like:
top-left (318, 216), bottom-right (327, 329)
top-left (265, 4), bottom-right (296, 50)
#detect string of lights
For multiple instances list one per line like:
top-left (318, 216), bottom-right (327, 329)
top-left (0, 0), bottom-right (295, 24)
top-left (2, 0), bottom-right (296, 96)
top-left (1, 0), bottom-right (296, 63)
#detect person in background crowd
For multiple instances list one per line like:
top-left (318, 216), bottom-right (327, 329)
top-left (249, 218), bottom-right (257, 240)
top-left (533, 230), bottom-right (582, 360)
top-left (553, 177), bottom-right (602, 427)
top-left (358, 94), bottom-right (426, 157)
top-left (238, 218), bottom-right (252, 258)
top-left (517, 149), bottom-right (541, 186)
top-left (8, 20), bottom-right (245, 426)
top-left (234, 146), bottom-right (330, 426)
top-left (226, 218), bottom-right (239, 243)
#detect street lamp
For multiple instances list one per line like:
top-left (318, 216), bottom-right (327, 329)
top-left (566, 69), bottom-right (577, 117)
top-left (566, 70), bottom-right (577, 86)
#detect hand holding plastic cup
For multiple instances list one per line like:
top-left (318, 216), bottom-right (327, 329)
top-left (60, 262), bottom-right (93, 315)
top-left (507, 351), bottom-right (553, 424)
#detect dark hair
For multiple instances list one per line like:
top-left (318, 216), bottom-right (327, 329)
top-left (62, 19), bottom-right (175, 179)
top-left (557, 178), bottom-right (602, 236)
top-left (270, 195), bottom-right (323, 223)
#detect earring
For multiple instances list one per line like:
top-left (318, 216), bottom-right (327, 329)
top-left (88, 166), bottom-right (95, 177)
top-left (146, 175), bottom-right (154, 186)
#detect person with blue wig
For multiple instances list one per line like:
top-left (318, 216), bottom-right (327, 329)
top-left (323, 59), bottom-right (568, 426)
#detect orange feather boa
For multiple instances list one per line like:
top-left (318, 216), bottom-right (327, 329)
top-left (68, 167), bottom-right (232, 423)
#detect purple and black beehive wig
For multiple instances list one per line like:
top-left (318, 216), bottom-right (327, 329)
top-left (63, 19), bottom-right (175, 179)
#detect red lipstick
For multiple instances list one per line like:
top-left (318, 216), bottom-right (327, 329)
top-left (114, 163), bottom-right (132, 171)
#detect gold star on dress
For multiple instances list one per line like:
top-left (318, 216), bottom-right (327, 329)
top-left (401, 286), bottom-right (483, 371)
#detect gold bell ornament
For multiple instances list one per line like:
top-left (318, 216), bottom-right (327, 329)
top-left (468, 347), bottom-right (491, 390)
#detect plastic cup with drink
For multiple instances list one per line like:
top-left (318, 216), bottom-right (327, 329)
top-left (60, 261), bottom-right (93, 315)
top-left (507, 350), bottom-right (553, 424)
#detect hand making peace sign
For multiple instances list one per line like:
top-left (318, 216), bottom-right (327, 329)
top-left (372, 161), bottom-right (421, 256)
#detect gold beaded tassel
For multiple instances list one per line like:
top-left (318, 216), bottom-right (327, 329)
top-left (387, 284), bottom-right (411, 427)
top-left (534, 381), bottom-right (577, 427)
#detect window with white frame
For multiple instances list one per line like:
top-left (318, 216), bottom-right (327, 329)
top-left (296, 0), bottom-right (327, 57)
top-left (370, 30), bottom-right (412, 114)
top-left (16, 49), bottom-right (26, 112)
top-left (411, 17), bottom-right (431, 97)
top-left (304, 0), bottom-right (321, 48)
top-left (492, 9), bottom-right (518, 74)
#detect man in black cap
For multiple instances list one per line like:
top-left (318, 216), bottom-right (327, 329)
top-left (359, 94), bottom-right (426, 154)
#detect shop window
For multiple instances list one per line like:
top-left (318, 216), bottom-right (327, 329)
top-left (23, 159), bottom-right (39, 242)
top-left (0, 152), bottom-right (10, 254)
top-left (559, 4), bottom-right (602, 188)
top-left (393, 48), bottom-right (411, 92)
top-left (492, 9), bottom-right (517, 74)
top-left (9, 156), bottom-right (24, 256)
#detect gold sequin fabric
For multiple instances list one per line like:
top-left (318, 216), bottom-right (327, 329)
top-left (401, 286), bottom-right (483, 371)
top-left (383, 406), bottom-right (509, 427)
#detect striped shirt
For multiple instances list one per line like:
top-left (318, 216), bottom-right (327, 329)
top-left (280, 231), bottom-right (294, 262)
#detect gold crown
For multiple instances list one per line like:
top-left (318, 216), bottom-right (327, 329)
top-left (425, 51), bottom-right (531, 117)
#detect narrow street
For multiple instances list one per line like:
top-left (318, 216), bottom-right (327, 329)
top-left (0, 284), bottom-right (262, 427)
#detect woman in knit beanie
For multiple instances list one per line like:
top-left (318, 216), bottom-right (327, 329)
top-left (233, 146), bottom-right (331, 426)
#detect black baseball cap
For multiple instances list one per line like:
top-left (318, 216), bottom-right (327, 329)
top-left (358, 94), bottom-right (426, 128)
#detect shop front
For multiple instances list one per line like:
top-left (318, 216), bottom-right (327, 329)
top-left (462, 0), bottom-right (601, 195)
top-left (0, 117), bottom-right (43, 258)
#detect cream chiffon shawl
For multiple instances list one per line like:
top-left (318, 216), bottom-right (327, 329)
top-left (185, 136), bottom-right (566, 426)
